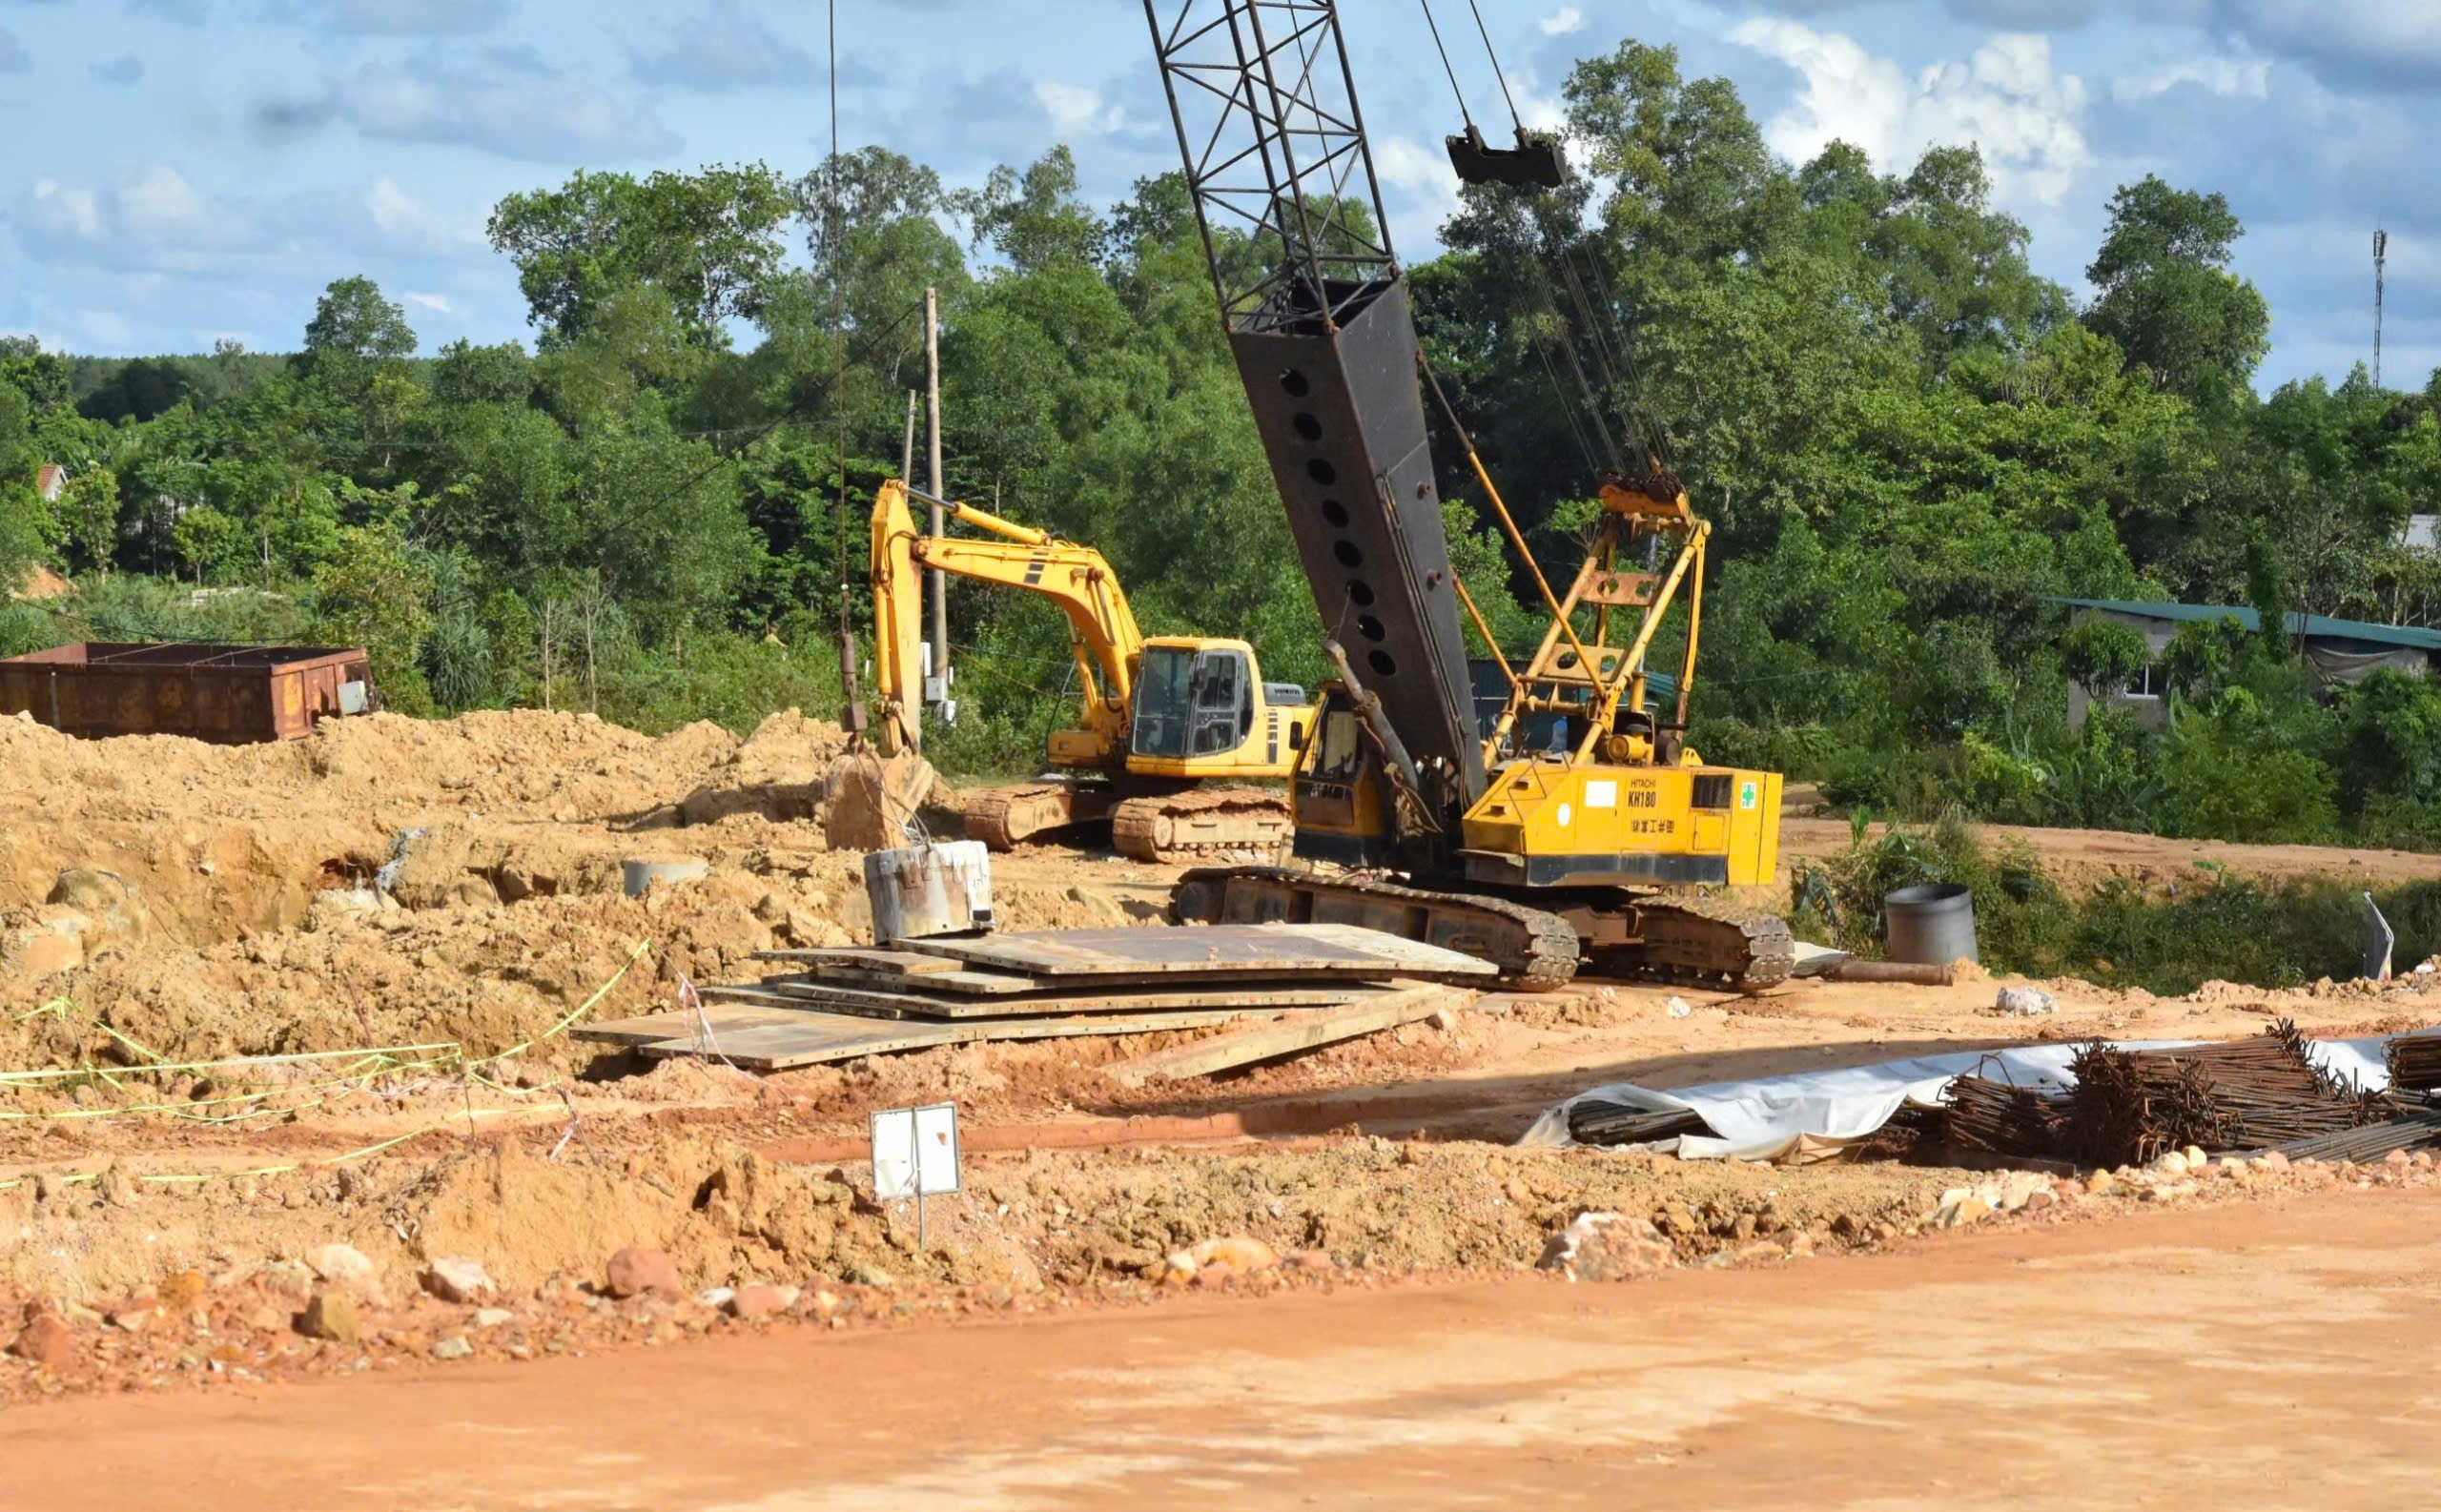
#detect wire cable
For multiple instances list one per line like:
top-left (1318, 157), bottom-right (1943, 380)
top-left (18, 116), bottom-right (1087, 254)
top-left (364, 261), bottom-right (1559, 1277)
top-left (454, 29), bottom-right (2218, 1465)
top-left (1415, 0), bottom-right (1474, 131)
top-left (830, 0), bottom-right (851, 639)
top-left (1463, 0), bottom-right (1525, 133)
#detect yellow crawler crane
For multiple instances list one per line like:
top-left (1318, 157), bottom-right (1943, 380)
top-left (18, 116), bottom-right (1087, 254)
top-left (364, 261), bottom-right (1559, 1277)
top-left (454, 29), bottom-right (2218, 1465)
top-left (1142, 0), bottom-right (1790, 989)
top-left (868, 478), bottom-right (1313, 863)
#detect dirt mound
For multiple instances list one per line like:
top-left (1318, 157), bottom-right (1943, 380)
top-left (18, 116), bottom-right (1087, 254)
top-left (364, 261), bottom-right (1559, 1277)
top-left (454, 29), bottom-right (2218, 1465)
top-left (0, 880), bottom-right (783, 1076)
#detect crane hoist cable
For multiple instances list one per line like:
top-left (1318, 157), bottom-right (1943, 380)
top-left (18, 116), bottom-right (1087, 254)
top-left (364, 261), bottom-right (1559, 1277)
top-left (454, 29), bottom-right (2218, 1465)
top-left (829, 0), bottom-right (860, 729)
top-left (1407, 0), bottom-right (1672, 488)
top-left (1416, 0), bottom-right (1474, 134)
top-left (1461, 0), bottom-right (1526, 135)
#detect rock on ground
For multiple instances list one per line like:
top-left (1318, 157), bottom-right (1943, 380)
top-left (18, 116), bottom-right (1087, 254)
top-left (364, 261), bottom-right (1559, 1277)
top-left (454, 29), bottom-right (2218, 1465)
top-left (1537, 1212), bottom-right (1676, 1282)
top-left (421, 1257), bottom-right (495, 1304)
top-left (728, 1285), bottom-right (795, 1319)
top-left (1188, 1236), bottom-right (1280, 1274)
top-left (9, 1310), bottom-right (75, 1372)
top-left (605, 1247), bottom-right (683, 1299)
top-left (306, 1243), bottom-right (377, 1294)
top-left (297, 1291), bottom-right (359, 1343)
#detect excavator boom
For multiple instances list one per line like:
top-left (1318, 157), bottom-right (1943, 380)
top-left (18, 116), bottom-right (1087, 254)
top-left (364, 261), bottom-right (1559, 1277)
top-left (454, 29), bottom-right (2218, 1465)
top-left (869, 478), bottom-right (1143, 761)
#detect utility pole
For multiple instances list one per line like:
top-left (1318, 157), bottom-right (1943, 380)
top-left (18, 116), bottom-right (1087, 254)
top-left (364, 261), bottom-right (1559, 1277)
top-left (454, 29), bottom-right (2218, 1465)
top-left (2375, 229), bottom-right (2389, 390)
top-left (900, 388), bottom-right (918, 491)
top-left (924, 285), bottom-right (953, 723)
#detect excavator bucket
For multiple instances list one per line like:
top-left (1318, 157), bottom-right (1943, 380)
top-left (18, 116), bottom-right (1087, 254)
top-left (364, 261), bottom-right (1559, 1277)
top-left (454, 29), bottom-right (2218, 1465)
top-left (1445, 125), bottom-right (1566, 189)
top-left (823, 748), bottom-right (938, 852)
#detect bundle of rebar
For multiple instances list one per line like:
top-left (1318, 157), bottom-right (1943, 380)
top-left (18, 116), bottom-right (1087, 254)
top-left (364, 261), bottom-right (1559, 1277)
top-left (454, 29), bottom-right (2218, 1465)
top-left (1942, 1071), bottom-right (2067, 1158)
top-left (2057, 1023), bottom-right (2384, 1168)
top-left (2062, 1044), bottom-right (2235, 1167)
top-left (1568, 1099), bottom-right (1713, 1147)
top-left (2386, 1033), bottom-right (2441, 1094)
top-left (2261, 1105), bottom-right (2441, 1164)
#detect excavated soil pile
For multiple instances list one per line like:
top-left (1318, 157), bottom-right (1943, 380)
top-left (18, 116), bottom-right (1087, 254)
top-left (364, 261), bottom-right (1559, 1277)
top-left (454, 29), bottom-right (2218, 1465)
top-left (0, 1124), bottom-right (1951, 1305)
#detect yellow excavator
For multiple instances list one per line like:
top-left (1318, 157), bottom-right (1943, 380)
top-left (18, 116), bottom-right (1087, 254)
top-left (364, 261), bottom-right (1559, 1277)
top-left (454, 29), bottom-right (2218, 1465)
top-left (867, 477), bottom-right (1314, 863)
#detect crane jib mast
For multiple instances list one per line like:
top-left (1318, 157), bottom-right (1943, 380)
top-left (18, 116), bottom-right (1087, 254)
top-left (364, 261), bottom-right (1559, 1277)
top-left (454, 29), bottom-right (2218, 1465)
top-left (1143, 0), bottom-right (1486, 815)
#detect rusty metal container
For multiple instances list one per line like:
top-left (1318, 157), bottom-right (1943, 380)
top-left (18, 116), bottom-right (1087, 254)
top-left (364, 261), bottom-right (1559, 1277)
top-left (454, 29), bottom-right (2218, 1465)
top-left (863, 841), bottom-right (995, 942)
top-left (0, 643), bottom-right (374, 744)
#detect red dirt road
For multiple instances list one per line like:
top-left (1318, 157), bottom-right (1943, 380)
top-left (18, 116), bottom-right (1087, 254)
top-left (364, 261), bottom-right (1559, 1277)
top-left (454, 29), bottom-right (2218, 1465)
top-left (8, 1189), bottom-right (2439, 1510)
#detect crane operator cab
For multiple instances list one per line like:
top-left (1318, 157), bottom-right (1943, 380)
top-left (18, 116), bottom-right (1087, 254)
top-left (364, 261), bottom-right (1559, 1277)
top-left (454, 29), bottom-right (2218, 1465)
top-left (1127, 638), bottom-right (1312, 778)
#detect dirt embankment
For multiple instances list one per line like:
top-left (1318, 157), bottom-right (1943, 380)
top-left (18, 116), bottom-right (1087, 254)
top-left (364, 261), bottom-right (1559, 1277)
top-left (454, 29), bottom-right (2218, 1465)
top-left (1779, 814), bottom-right (2441, 896)
top-left (5, 705), bottom-right (2441, 1410)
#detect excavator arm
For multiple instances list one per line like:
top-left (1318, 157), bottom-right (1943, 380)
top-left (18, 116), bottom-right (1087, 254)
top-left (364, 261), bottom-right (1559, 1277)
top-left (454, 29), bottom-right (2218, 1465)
top-left (870, 478), bottom-right (1145, 761)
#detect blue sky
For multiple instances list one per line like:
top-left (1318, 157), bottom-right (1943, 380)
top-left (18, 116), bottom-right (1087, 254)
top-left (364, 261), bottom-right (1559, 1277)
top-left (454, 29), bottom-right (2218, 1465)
top-left (0, 0), bottom-right (2431, 390)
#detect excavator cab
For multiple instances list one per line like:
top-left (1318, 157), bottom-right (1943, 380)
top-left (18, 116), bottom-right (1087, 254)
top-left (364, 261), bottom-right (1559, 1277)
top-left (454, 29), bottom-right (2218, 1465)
top-left (1130, 644), bottom-right (1252, 761)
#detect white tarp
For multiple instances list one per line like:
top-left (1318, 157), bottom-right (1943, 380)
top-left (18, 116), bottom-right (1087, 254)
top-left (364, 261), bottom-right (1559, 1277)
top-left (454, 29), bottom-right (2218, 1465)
top-left (1520, 1033), bottom-right (2417, 1161)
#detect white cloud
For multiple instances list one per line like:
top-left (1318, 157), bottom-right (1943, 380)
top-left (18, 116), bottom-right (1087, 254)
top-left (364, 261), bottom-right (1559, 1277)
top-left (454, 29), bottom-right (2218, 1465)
top-left (359, 174), bottom-right (482, 255)
top-left (2111, 58), bottom-right (2271, 103)
top-left (1371, 134), bottom-right (1463, 238)
top-left (1732, 21), bottom-right (2092, 206)
top-left (0, 25), bottom-right (27, 73)
top-left (1034, 79), bottom-right (1124, 137)
top-left (2213, 0), bottom-right (2441, 86)
top-left (266, 0), bottom-right (510, 35)
top-left (117, 164), bottom-right (210, 238)
top-left (320, 47), bottom-right (679, 161)
top-left (11, 164), bottom-right (495, 290)
top-left (400, 292), bottom-right (454, 314)
top-left (14, 166), bottom-right (251, 276)
top-left (1539, 7), bottom-right (1585, 36)
top-left (630, 0), bottom-right (819, 92)
top-left (27, 179), bottom-right (105, 241)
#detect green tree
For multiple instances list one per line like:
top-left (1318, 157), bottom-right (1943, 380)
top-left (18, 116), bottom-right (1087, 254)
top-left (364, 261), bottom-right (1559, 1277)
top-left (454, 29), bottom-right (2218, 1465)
top-left (0, 378), bottom-right (56, 585)
top-left (489, 164), bottom-right (793, 345)
top-left (2084, 175), bottom-right (2270, 395)
top-left (78, 358), bottom-right (195, 424)
top-left (309, 524), bottom-right (436, 713)
top-left (2060, 617), bottom-right (2147, 698)
top-left (296, 276), bottom-right (418, 399)
top-left (952, 147), bottom-right (1103, 275)
top-left (54, 466), bottom-right (123, 575)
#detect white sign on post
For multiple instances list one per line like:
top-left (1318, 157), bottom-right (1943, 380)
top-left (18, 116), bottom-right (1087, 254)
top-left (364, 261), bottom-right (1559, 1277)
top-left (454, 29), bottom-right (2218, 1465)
top-left (870, 1102), bottom-right (960, 1245)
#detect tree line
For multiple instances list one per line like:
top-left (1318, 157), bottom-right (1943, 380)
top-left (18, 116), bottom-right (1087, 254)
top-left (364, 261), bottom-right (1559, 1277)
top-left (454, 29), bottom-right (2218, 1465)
top-left (4, 38), bottom-right (2440, 848)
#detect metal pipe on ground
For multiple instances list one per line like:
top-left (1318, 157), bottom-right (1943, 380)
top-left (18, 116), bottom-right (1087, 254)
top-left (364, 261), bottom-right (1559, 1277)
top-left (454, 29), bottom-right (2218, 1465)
top-left (1815, 959), bottom-right (1956, 986)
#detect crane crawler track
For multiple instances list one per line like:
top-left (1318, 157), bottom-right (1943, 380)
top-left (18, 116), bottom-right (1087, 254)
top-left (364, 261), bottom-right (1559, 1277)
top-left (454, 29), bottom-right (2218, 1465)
top-left (1620, 891), bottom-right (1796, 992)
top-left (1168, 867), bottom-right (1581, 991)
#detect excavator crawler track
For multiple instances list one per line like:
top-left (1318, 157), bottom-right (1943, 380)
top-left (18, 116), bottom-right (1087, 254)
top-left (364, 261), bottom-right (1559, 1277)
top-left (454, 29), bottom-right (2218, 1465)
top-left (1109, 787), bottom-right (1292, 865)
top-left (1169, 867), bottom-right (1581, 991)
top-left (963, 782), bottom-right (1114, 852)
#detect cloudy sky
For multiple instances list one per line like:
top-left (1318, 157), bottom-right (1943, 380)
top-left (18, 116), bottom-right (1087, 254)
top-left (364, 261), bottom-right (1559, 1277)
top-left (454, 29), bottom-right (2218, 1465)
top-left (0, 0), bottom-right (2428, 388)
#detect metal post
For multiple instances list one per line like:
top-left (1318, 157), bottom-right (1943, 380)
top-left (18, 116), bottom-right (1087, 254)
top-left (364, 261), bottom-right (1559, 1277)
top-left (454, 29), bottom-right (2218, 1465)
top-left (2375, 230), bottom-right (2389, 390)
top-left (911, 1115), bottom-right (927, 1250)
top-left (924, 286), bottom-right (951, 721)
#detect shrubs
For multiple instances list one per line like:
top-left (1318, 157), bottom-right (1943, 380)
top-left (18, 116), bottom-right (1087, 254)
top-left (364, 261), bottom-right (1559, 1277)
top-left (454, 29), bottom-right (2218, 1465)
top-left (1792, 814), bottom-right (2441, 994)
